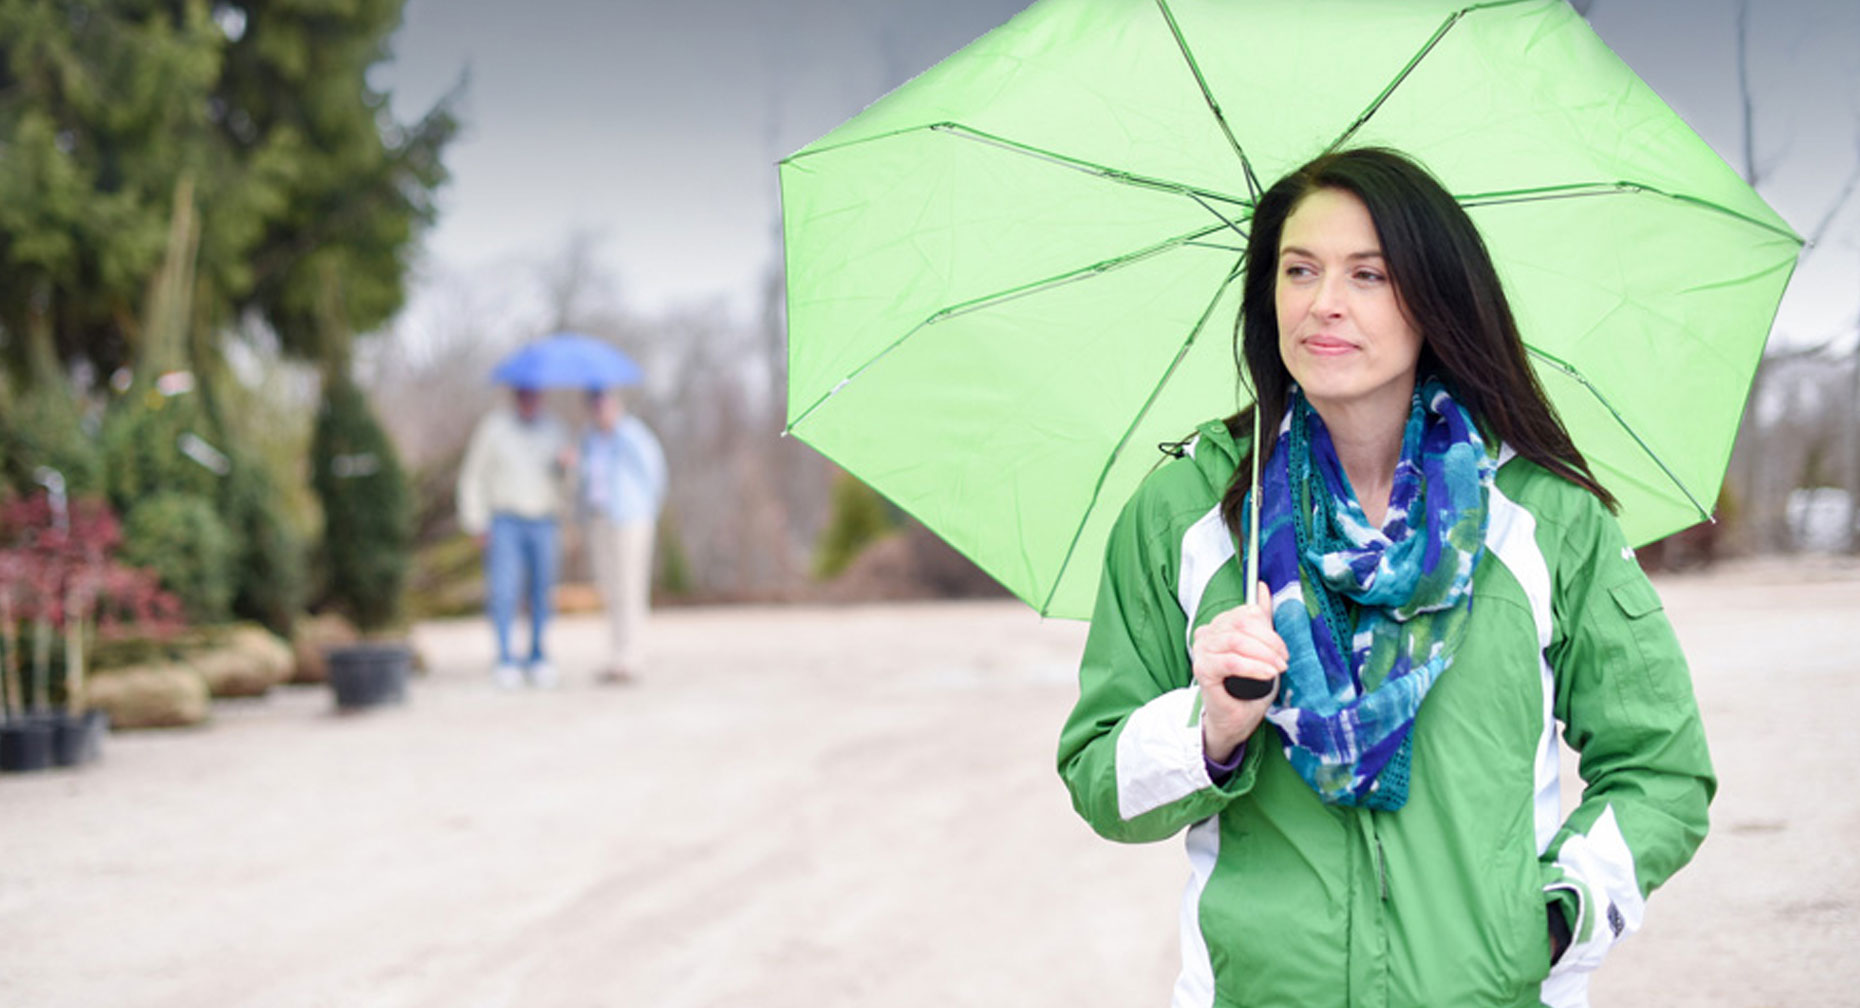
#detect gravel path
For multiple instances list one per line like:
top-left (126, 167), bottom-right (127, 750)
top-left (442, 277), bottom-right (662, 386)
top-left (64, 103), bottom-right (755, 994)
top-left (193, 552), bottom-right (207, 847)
top-left (2, 559), bottom-right (1855, 1007)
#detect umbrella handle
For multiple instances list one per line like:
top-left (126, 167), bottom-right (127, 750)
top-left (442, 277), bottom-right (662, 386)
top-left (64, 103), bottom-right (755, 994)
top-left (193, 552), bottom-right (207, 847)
top-left (1222, 674), bottom-right (1278, 701)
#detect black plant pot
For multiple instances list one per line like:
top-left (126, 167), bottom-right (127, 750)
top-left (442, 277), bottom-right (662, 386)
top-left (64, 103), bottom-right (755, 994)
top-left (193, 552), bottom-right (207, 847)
top-left (0, 718), bottom-right (56, 773)
top-left (326, 642), bottom-right (412, 710)
top-left (50, 709), bottom-right (109, 767)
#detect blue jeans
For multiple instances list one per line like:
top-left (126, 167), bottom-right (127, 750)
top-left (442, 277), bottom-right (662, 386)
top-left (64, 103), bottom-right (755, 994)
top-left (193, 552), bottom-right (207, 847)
top-left (485, 514), bottom-right (558, 665)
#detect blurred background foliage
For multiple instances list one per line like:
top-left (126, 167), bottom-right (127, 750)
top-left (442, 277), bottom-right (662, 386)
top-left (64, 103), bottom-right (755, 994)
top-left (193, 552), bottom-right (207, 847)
top-left (0, 0), bottom-right (456, 636)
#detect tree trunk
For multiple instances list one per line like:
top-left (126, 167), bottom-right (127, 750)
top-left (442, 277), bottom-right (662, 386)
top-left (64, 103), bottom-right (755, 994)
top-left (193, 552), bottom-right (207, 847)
top-left (138, 173), bottom-right (200, 382)
top-left (24, 277), bottom-right (65, 393)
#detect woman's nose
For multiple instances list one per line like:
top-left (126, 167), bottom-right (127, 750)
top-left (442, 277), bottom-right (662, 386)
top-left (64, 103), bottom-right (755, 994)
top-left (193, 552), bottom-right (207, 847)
top-left (1312, 276), bottom-right (1346, 317)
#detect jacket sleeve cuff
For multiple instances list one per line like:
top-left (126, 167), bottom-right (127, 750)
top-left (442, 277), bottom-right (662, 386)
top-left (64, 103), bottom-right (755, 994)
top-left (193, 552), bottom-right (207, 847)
top-left (1205, 741), bottom-right (1246, 783)
top-left (1114, 688), bottom-right (1211, 820)
top-left (1540, 811), bottom-right (1644, 1007)
top-left (1207, 732), bottom-right (1263, 798)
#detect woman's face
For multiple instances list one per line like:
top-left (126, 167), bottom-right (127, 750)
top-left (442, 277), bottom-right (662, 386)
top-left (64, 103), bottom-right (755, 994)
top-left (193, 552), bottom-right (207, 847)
top-left (1274, 187), bottom-right (1424, 422)
top-left (590, 390), bottom-right (624, 429)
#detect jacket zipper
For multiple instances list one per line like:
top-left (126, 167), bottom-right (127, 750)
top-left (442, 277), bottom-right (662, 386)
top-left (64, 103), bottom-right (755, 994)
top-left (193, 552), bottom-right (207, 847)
top-left (1374, 829), bottom-right (1390, 902)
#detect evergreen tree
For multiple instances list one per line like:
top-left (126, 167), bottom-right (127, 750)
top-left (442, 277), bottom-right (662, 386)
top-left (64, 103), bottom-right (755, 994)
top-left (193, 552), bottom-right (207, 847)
top-left (310, 374), bottom-right (410, 633)
top-left (0, 0), bottom-right (221, 380)
top-left (0, 0), bottom-right (457, 381)
top-left (208, 0), bottom-right (458, 365)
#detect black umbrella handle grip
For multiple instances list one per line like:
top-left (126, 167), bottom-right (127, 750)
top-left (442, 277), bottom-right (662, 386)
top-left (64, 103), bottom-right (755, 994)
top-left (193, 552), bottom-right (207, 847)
top-left (1222, 674), bottom-right (1278, 701)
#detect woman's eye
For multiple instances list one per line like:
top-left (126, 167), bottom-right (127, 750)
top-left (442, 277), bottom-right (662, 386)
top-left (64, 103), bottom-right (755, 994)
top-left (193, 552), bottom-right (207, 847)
top-left (1354, 269), bottom-right (1386, 283)
top-left (1283, 264), bottom-right (1314, 279)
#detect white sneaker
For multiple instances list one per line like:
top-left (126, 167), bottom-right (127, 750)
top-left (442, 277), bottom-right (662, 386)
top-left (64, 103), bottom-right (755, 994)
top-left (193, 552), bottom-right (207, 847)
top-left (527, 661), bottom-right (560, 689)
top-left (491, 662), bottom-right (525, 690)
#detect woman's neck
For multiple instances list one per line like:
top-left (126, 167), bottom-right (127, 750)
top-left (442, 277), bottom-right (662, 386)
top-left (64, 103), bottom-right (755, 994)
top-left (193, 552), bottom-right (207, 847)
top-left (1310, 393), bottom-right (1410, 527)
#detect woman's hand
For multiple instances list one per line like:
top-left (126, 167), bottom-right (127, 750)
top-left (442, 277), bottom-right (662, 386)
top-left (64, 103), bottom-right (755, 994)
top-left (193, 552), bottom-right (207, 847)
top-left (1192, 581), bottom-right (1289, 763)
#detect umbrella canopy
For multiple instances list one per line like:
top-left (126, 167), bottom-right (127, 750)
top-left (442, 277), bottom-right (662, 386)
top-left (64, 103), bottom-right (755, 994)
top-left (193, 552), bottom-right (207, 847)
top-left (781, 0), bottom-right (1801, 619)
top-left (492, 333), bottom-right (642, 389)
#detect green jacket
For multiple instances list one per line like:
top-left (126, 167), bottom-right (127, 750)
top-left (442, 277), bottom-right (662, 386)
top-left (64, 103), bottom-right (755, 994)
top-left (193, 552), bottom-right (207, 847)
top-left (1056, 419), bottom-right (1714, 1008)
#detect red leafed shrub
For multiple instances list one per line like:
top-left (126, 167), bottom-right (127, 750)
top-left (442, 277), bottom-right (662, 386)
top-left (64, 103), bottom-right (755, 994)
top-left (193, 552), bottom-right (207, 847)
top-left (0, 491), bottom-right (183, 642)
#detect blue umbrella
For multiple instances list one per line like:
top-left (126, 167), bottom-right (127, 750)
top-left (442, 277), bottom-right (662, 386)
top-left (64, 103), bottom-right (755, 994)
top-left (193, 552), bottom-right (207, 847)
top-left (491, 333), bottom-right (642, 389)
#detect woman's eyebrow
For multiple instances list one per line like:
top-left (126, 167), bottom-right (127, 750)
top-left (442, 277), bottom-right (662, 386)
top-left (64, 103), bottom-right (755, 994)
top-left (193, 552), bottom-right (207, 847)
top-left (1278, 245), bottom-right (1386, 261)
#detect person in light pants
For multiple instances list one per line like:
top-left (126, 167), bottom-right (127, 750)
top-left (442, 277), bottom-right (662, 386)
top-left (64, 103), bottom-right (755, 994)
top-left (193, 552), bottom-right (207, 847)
top-left (579, 388), bottom-right (666, 683)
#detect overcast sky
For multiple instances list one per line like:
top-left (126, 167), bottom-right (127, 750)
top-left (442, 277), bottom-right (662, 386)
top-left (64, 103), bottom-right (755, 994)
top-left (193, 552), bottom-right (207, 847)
top-left (376, 0), bottom-right (1860, 347)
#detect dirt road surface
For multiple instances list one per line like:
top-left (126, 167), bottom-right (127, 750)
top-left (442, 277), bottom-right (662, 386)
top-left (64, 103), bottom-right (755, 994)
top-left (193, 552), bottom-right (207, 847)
top-left (3, 559), bottom-right (1856, 1007)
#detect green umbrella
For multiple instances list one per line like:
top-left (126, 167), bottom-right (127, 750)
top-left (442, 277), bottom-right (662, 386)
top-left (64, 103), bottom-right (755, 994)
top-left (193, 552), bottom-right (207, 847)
top-left (781, 0), bottom-right (1801, 619)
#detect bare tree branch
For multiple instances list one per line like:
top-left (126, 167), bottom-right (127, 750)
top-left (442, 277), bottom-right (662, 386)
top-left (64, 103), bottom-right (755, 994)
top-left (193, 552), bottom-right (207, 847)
top-left (540, 229), bottom-right (611, 333)
top-left (1756, 136), bottom-right (1796, 191)
top-left (1802, 134), bottom-right (1860, 251)
top-left (1736, 0), bottom-right (1760, 187)
top-left (1806, 172), bottom-right (1860, 252)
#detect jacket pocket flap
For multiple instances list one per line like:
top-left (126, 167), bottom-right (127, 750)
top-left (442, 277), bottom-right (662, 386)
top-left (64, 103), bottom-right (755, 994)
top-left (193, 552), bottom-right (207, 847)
top-left (1608, 579), bottom-right (1663, 619)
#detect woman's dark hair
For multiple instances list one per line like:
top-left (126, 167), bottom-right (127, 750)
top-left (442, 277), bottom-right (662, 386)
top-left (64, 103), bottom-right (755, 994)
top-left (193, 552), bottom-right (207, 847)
top-left (1218, 147), bottom-right (1615, 538)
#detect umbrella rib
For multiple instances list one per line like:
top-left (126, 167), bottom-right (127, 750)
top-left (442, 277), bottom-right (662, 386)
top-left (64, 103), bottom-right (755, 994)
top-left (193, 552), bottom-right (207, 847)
top-left (1154, 0), bottom-right (1260, 201)
top-left (784, 223), bottom-right (1231, 435)
top-left (1459, 183), bottom-right (1803, 244)
top-left (788, 122), bottom-right (1252, 209)
top-left (1040, 259), bottom-right (1248, 616)
top-left (1326, 1), bottom-right (1536, 152)
top-left (1524, 345), bottom-right (1713, 522)
top-left (927, 223), bottom-right (1230, 322)
top-left (930, 123), bottom-right (1253, 209)
top-left (1185, 190), bottom-right (1253, 240)
top-left (1328, 6), bottom-right (1470, 152)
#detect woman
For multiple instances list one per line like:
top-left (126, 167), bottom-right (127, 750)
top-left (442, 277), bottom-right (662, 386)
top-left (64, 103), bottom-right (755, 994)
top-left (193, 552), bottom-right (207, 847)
top-left (1056, 148), bottom-right (1713, 1008)
top-left (577, 386), bottom-right (666, 684)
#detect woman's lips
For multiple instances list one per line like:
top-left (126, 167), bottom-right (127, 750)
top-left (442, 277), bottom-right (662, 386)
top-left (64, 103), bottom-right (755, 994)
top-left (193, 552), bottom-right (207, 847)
top-left (1302, 334), bottom-right (1357, 356)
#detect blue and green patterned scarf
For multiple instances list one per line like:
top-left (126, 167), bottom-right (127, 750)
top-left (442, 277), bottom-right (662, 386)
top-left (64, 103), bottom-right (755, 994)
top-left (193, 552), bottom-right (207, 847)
top-left (1251, 379), bottom-right (1494, 810)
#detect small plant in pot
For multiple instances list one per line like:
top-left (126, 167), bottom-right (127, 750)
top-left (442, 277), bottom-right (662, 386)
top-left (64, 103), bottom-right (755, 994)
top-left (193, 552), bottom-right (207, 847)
top-left (0, 549), bottom-right (55, 772)
top-left (312, 376), bottom-right (416, 711)
top-left (0, 489), bottom-right (181, 773)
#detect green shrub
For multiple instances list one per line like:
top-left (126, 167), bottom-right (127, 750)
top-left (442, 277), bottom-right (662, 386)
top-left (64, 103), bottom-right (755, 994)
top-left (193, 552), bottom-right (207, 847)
top-left (218, 449), bottom-right (306, 637)
top-left (813, 471), bottom-right (899, 579)
top-left (100, 390), bottom-right (218, 514)
top-left (311, 376), bottom-right (411, 633)
top-left (119, 492), bottom-right (235, 623)
top-left (0, 386), bottom-right (103, 497)
top-left (405, 532), bottom-right (483, 619)
top-left (656, 514), bottom-right (692, 597)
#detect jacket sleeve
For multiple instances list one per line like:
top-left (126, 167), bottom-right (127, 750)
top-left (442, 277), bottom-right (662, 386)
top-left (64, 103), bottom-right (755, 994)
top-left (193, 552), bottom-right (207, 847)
top-left (456, 417), bottom-right (494, 536)
top-left (1539, 495), bottom-right (1715, 996)
top-left (1056, 483), bottom-right (1261, 845)
top-left (636, 421), bottom-right (668, 513)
